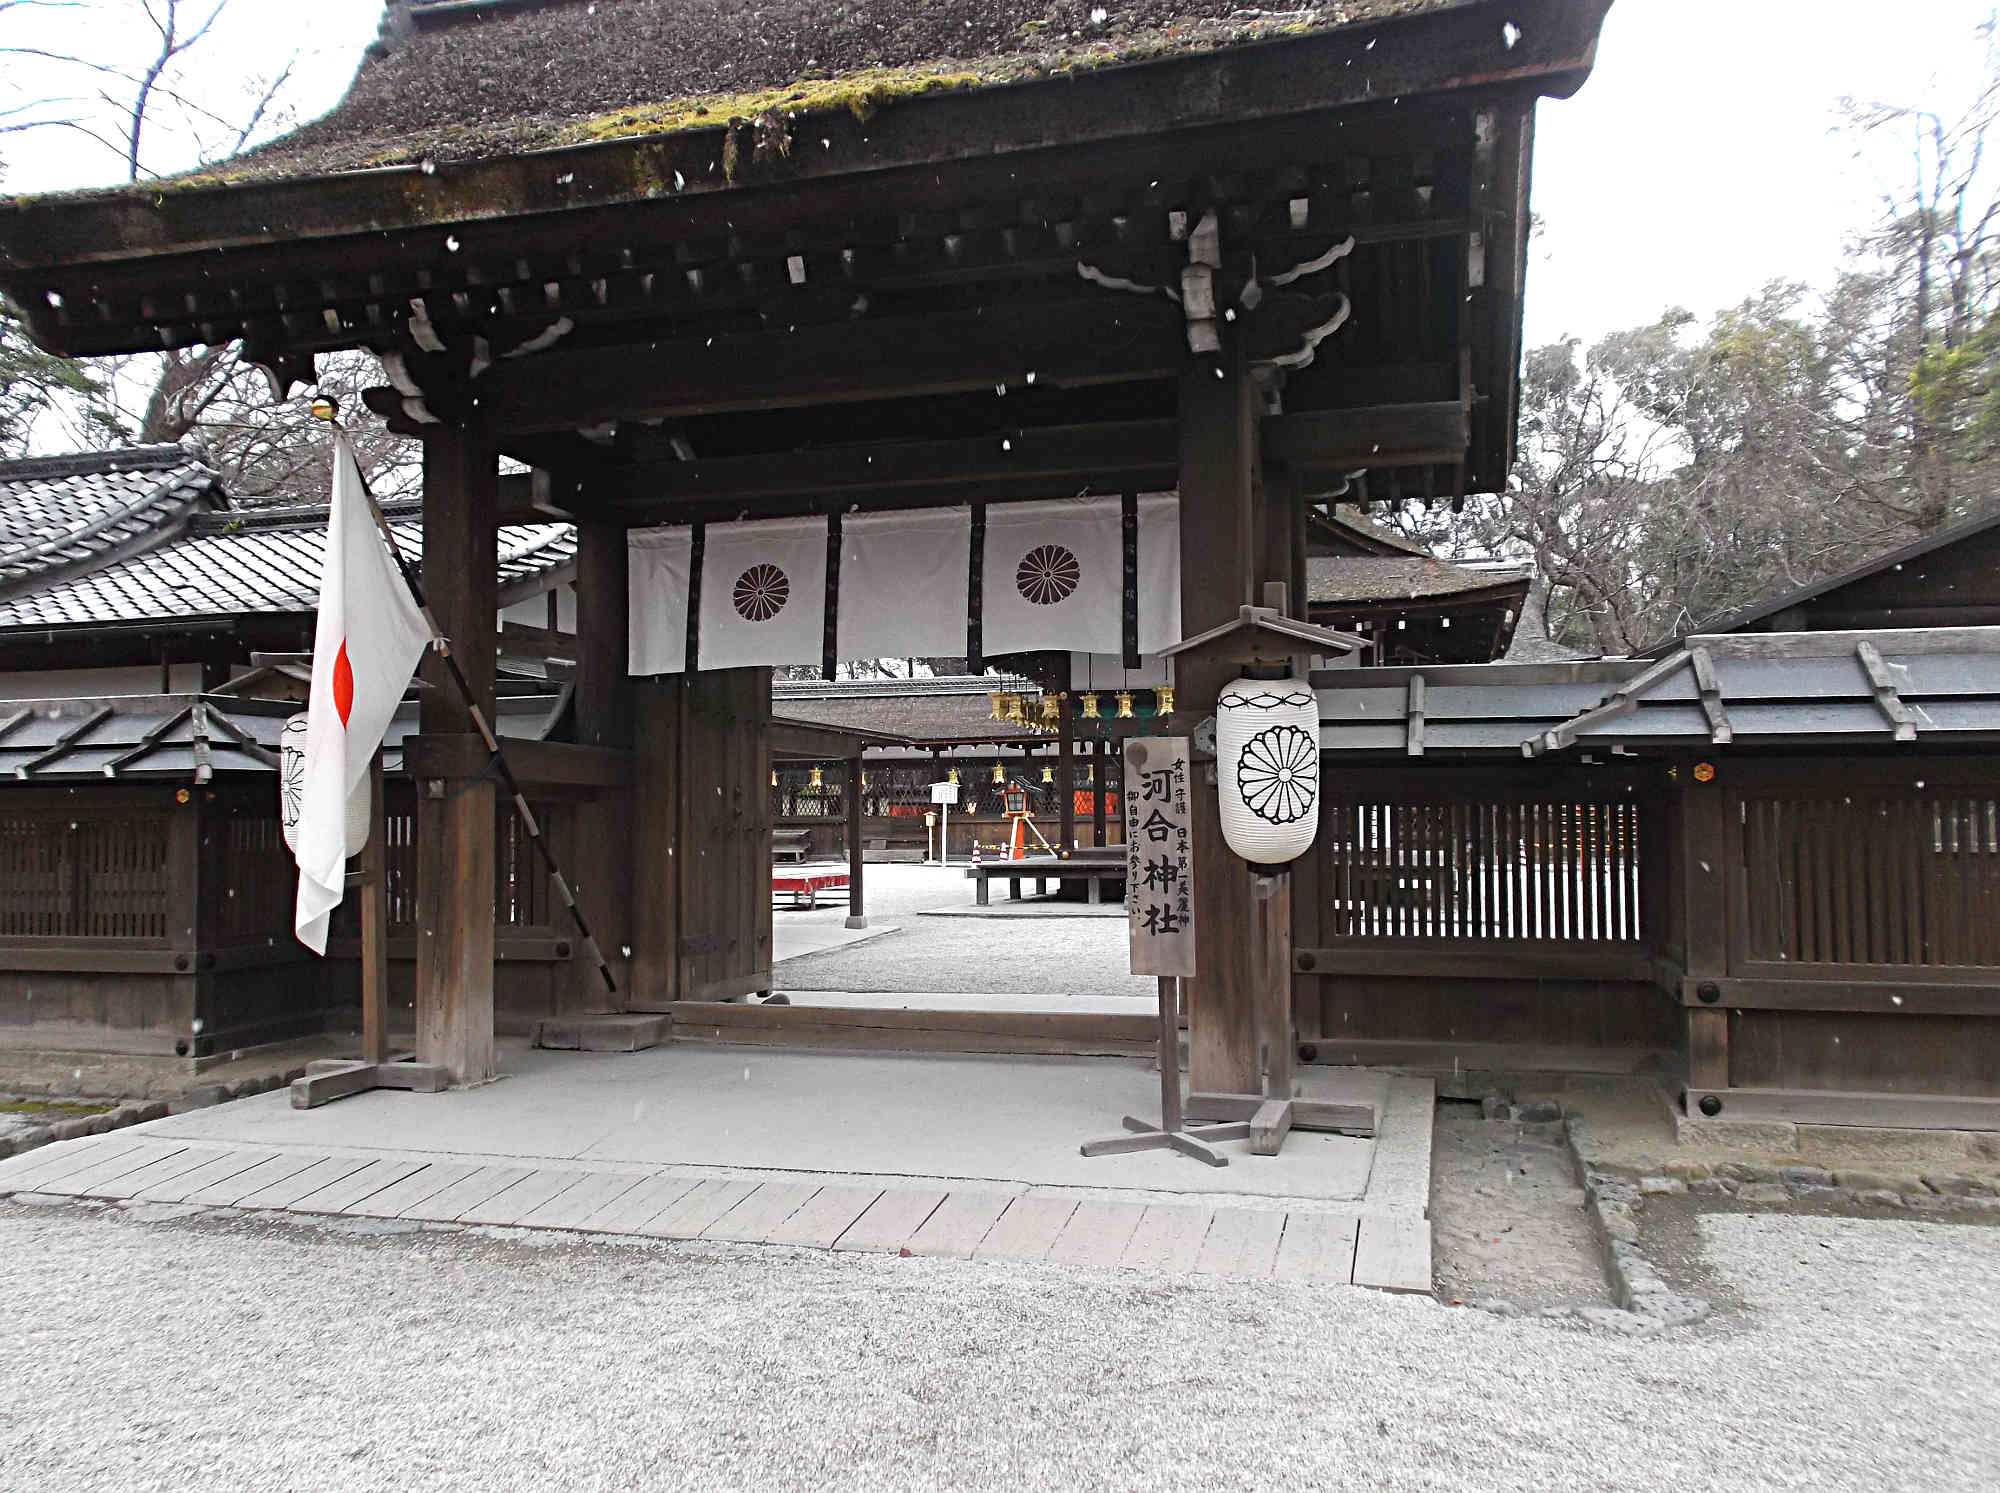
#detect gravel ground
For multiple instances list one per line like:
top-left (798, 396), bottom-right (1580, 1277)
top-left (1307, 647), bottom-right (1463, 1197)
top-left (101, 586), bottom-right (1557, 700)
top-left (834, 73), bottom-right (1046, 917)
top-left (777, 863), bottom-right (1152, 999)
top-left (3, 1201), bottom-right (1996, 1492)
top-left (1429, 1102), bottom-right (1612, 1312)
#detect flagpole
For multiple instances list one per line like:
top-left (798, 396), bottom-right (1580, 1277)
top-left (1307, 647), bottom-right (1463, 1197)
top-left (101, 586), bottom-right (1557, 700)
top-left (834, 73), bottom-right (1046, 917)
top-left (314, 402), bottom-right (619, 998)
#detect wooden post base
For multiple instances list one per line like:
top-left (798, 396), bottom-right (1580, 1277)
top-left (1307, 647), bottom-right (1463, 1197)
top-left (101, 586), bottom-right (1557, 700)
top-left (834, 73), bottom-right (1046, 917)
top-left (1184, 1091), bottom-right (1377, 1139)
top-left (290, 1059), bottom-right (452, 1109)
top-left (1080, 1115), bottom-right (1250, 1167)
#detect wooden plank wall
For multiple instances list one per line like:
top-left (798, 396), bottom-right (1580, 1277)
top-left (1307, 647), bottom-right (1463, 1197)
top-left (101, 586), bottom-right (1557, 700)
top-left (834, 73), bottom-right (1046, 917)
top-left (1293, 759), bottom-right (1678, 1070)
top-left (629, 668), bottom-right (773, 1008)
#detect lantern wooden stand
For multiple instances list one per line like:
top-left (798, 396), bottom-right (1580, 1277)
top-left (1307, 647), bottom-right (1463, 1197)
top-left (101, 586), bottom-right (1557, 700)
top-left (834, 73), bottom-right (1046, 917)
top-left (1001, 779), bottom-right (1061, 862)
top-left (1160, 597), bottom-right (1381, 1153)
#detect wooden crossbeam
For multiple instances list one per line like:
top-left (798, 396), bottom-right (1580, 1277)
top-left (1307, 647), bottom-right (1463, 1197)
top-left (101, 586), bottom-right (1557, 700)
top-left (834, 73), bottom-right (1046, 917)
top-left (472, 297), bottom-right (1184, 432)
top-left (513, 403), bottom-right (1469, 522)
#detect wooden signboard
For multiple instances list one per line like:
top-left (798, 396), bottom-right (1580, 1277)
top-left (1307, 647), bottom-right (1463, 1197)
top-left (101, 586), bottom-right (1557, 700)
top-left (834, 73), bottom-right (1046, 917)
top-left (1124, 736), bottom-right (1196, 978)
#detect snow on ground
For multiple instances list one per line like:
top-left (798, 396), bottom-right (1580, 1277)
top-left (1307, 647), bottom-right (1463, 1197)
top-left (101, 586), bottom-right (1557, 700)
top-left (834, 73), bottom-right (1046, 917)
top-left (2, 1202), bottom-right (1993, 1493)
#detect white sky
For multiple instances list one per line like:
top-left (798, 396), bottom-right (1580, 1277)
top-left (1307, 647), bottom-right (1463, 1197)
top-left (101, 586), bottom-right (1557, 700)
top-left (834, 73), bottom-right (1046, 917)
top-left (2, 0), bottom-right (1994, 351)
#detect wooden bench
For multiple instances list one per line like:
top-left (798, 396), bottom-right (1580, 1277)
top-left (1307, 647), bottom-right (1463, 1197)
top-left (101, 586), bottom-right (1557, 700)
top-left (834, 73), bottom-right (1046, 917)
top-left (772, 828), bottom-right (813, 863)
top-left (964, 857), bottom-right (1127, 907)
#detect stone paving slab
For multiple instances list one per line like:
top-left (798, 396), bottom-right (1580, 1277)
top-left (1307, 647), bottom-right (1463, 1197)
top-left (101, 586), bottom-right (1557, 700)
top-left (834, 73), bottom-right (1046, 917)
top-left (0, 1134), bottom-right (1425, 1288)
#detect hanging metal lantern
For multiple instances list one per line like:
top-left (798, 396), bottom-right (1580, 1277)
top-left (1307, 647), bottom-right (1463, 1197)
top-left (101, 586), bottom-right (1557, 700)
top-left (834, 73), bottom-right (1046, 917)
top-left (1156, 685), bottom-right (1175, 715)
top-left (1214, 675), bottom-right (1320, 869)
top-left (1041, 764), bottom-right (1055, 785)
top-left (1115, 691), bottom-right (1135, 719)
top-left (948, 767), bottom-right (961, 784)
top-left (809, 765), bottom-right (824, 789)
top-left (1080, 692), bottom-right (1101, 720)
top-left (1038, 694), bottom-right (1061, 728)
top-left (991, 762), bottom-right (1007, 784)
top-left (770, 770), bottom-right (778, 788)
top-left (989, 692), bottom-right (1008, 721)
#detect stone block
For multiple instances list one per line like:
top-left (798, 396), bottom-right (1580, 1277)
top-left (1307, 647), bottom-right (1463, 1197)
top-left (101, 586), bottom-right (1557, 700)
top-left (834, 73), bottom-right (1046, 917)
top-left (1832, 1169), bottom-right (1908, 1194)
top-left (132, 1100), bottom-right (169, 1123)
top-left (1922, 1172), bottom-right (1995, 1198)
top-left (1674, 1112), bottom-right (1799, 1151)
top-left (1637, 1176), bottom-right (1686, 1196)
top-left (1717, 1160), bottom-right (1782, 1184)
top-left (180, 1084), bottom-right (229, 1109)
top-left (47, 1117), bottom-right (95, 1142)
top-left (1735, 1182), bottom-right (1790, 1205)
top-left (1518, 1098), bottom-right (1564, 1123)
top-left (1663, 1158), bottom-right (1712, 1181)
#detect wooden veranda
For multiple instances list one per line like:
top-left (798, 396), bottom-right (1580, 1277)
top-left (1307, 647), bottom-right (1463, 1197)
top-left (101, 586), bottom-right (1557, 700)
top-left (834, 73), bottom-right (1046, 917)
top-left (0, 0), bottom-right (1614, 1090)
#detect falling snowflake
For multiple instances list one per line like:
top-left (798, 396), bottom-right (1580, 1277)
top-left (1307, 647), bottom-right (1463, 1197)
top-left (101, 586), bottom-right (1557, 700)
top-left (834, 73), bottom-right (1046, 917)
top-left (1016, 544), bottom-right (1081, 606)
top-left (732, 563), bottom-right (790, 622)
top-left (1236, 724), bottom-right (1318, 825)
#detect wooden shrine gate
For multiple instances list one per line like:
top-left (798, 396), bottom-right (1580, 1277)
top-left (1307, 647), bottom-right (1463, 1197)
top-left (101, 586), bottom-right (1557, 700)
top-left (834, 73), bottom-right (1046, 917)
top-left (0, 0), bottom-right (1614, 1085)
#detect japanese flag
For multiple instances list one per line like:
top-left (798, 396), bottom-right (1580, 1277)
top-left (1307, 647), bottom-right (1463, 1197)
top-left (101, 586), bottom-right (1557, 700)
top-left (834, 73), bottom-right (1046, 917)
top-left (292, 431), bottom-right (431, 953)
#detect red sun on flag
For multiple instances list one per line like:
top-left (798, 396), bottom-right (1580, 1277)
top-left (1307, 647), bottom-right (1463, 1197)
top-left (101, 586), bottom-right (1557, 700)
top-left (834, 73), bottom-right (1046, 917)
top-left (332, 640), bottom-right (354, 727)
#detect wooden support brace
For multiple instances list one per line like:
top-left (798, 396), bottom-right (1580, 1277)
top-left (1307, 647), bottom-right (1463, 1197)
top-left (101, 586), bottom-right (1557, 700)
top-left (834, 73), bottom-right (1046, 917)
top-left (289, 1060), bottom-right (451, 1109)
top-left (1855, 640), bottom-right (1919, 742)
top-left (1688, 646), bottom-right (1733, 745)
top-left (1248, 1097), bottom-right (1293, 1155)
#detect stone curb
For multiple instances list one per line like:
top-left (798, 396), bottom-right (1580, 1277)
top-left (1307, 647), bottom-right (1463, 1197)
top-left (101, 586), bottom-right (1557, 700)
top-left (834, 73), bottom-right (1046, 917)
top-left (0, 1068), bottom-right (310, 1161)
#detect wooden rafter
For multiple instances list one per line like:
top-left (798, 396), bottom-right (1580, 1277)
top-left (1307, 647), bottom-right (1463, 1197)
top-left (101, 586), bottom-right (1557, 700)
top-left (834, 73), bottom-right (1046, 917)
top-left (1855, 640), bottom-right (1919, 743)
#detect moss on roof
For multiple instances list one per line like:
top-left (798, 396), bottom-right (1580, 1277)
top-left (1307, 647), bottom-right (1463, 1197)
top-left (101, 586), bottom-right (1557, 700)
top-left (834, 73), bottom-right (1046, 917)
top-left (206, 1), bottom-right (1455, 186)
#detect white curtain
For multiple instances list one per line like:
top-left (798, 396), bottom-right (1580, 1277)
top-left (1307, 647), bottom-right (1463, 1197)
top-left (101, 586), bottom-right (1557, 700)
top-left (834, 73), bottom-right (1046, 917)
top-left (837, 508), bottom-right (970, 661)
top-left (628, 525), bottom-right (692, 675)
top-left (981, 497), bottom-right (1124, 656)
top-left (697, 514), bottom-right (827, 670)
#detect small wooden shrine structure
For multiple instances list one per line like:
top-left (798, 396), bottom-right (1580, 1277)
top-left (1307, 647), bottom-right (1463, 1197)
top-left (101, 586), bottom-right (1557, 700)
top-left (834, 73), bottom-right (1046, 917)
top-left (0, 0), bottom-right (1614, 1091)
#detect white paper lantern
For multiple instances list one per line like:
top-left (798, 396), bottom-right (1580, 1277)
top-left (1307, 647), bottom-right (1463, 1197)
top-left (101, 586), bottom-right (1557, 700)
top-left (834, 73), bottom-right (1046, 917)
top-left (1215, 676), bottom-right (1320, 868)
top-left (279, 714), bottom-right (371, 858)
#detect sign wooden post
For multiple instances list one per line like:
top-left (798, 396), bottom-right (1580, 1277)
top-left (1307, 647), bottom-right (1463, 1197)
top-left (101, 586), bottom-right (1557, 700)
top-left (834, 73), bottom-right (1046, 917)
top-left (1081, 736), bottom-right (1250, 1167)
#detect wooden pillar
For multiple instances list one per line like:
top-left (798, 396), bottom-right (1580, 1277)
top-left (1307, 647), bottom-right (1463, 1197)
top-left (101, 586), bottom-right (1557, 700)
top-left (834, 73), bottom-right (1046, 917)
top-left (360, 754), bottom-right (390, 1064)
top-left (568, 517), bottom-right (633, 1010)
top-left (628, 676), bottom-right (681, 1006)
top-left (846, 754), bottom-right (867, 929)
top-left (1090, 741), bottom-right (1107, 848)
top-left (414, 425), bottom-right (498, 1085)
top-left (1681, 772), bottom-right (1731, 1093)
top-left (1177, 338), bottom-right (1280, 1100)
top-left (1058, 695), bottom-right (1077, 853)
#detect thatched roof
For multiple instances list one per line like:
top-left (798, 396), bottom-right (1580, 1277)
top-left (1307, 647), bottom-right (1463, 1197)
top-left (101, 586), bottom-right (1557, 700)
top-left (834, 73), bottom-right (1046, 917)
top-left (229, 0), bottom-right (1460, 184)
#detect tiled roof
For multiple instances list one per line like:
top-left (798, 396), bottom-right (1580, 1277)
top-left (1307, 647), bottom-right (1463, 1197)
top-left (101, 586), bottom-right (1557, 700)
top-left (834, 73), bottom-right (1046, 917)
top-left (1308, 555), bottom-right (1531, 606)
top-left (0, 499), bottom-right (576, 631)
top-left (0, 446), bottom-right (225, 598)
top-left (1314, 627), bottom-right (2000, 756)
top-left (0, 690), bottom-right (565, 782)
top-left (774, 673), bottom-right (1048, 745)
